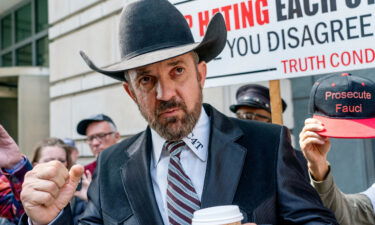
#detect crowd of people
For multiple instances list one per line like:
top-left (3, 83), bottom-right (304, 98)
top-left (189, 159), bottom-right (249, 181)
top-left (0, 0), bottom-right (374, 224)
top-left (0, 113), bottom-right (120, 224)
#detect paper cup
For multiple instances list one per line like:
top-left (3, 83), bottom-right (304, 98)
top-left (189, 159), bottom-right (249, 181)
top-left (192, 205), bottom-right (244, 225)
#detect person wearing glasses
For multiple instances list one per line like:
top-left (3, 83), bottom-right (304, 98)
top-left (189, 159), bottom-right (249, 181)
top-left (230, 84), bottom-right (285, 123)
top-left (76, 114), bottom-right (120, 175)
top-left (230, 84), bottom-right (309, 179)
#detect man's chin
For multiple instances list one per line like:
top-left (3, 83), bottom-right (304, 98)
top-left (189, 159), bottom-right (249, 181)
top-left (155, 121), bottom-right (188, 140)
top-left (152, 107), bottom-right (199, 141)
top-left (162, 121), bottom-right (182, 132)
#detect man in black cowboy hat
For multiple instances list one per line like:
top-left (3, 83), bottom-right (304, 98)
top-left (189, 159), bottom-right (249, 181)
top-left (20, 0), bottom-right (338, 225)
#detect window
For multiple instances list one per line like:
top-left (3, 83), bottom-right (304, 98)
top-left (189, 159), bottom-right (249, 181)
top-left (1, 15), bottom-right (12, 49)
top-left (35, 0), bottom-right (48, 32)
top-left (0, 0), bottom-right (48, 67)
top-left (2, 52), bottom-right (12, 66)
top-left (36, 36), bottom-right (48, 66)
top-left (15, 3), bottom-right (32, 42)
top-left (16, 44), bottom-right (32, 66)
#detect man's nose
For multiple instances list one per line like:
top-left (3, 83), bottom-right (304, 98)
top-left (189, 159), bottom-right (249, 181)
top-left (90, 138), bottom-right (101, 146)
top-left (156, 79), bottom-right (176, 101)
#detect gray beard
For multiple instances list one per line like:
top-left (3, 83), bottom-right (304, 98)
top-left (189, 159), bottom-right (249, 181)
top-left (138, 93), bottom-right (202, 141)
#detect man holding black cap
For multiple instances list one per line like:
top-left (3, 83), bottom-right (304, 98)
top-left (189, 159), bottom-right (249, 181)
top-left (76, 114), bottom-right (120, 174)
top-left (19, 0), bottom-right (338, 224)
top-left (300, 73), bottom-right (375, 225)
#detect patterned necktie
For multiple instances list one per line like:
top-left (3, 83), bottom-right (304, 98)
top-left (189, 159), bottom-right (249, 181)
top-left (165, 140), bottom-right (201, 225)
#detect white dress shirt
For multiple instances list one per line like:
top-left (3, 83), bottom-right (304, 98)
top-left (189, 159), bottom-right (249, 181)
top-left (150, 107), bottom-right (210, 224)
top-left (362, 183), bottom-right (375, 212)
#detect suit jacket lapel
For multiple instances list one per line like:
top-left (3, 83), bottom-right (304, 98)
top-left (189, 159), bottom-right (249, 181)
top-left (120, 129), bottom-right (164, 225)
top-left (201, 105), bottom-right (247, 208)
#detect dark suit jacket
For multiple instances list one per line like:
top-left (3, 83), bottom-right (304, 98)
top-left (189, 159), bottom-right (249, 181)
top-left (21, 104), bottom-right (338, 225)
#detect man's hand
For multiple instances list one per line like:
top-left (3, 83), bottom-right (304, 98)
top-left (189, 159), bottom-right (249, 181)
top-left (21, 161), bottom-right (84, 225)
top-left (299, 118), bottom-right (330, 181)
top-left (0, 124), bottom-right (23, 169)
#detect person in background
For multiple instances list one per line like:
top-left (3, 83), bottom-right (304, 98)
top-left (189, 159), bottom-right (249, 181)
top-left (230, 84), bottom-right (309, 179)
top-left (0, 125), bottom-right (32, 224)
top-left (31, 138), bottom-right (91, 225)
top-left (31, 138), bottom-right (73, 168)
top-left (76, 114), bottom-right (120, 175)
top-left (299, 73), bottom-right (375, 225)
top-left (230, 84), bottom-right (281, 123)
top-left (300, 118), bottom-right (375, 225)
top-left (63, 138), bottom-right (80, 165)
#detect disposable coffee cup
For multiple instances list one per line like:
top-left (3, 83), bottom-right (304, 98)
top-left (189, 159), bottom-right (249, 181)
top-left (192, 205), bottom-right (244, 225)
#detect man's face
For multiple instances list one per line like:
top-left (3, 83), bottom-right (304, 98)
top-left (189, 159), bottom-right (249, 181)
top-left (85, 121), bottom-right (119, 157)
top-left (236, 106), bottom-right (272, 123)
top-left (123, 52), bottom-right (207, 141)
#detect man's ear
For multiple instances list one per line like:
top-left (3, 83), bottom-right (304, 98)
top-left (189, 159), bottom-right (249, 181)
top-left (197, 61), bottom-right (207, 88)
top-left (123, 82), bottom-right (137, 102)
top-left (114, 131), bottom-right (120, 140)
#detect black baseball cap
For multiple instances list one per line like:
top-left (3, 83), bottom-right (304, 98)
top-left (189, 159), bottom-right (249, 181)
top-left (77, 114), bottom-right (116, 135)
top-left (230, 84), bottom-right (287, 113)
top-left (309, 73), bottom-right (375, 138)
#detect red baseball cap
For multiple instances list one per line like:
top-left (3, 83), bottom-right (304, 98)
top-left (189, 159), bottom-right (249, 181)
top-left (309, 73), bottom-right (375, 138)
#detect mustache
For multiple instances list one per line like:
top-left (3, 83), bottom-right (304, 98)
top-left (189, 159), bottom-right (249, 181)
top-left (156, 99), bottom-right (185, 115)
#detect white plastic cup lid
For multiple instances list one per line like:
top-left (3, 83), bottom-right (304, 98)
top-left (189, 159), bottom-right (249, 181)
top-left (192, 205), bottom-right (244, 225)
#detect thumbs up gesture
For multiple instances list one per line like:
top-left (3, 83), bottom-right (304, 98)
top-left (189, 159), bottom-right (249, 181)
top-left (21, 161), bottom-right (84, 225)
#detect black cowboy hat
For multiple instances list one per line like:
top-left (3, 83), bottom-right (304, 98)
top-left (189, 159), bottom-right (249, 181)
top-left (80, 0), bottom-right (227, 82)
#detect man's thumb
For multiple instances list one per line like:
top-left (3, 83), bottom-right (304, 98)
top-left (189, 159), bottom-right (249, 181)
top-left (69, 165), bottom-right (84, 186)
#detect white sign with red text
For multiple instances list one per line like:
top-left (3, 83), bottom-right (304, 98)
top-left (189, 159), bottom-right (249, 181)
top-left (172, 0), bottom-right (375, 87)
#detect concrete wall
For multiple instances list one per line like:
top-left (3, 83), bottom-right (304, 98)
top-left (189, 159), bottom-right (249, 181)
top-left (18, 75), bottom-right (50, 157)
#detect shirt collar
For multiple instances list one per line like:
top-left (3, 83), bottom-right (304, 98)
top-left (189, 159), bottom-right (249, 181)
top-left (151, 107), bottom-right (210, 167)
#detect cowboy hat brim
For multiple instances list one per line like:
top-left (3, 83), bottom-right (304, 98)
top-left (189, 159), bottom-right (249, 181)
top-left (80, 13), bottom-right (227, 82)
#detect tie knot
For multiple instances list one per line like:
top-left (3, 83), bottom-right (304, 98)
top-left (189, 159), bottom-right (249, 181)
top-left (164, 140), bottom-right (185, 157)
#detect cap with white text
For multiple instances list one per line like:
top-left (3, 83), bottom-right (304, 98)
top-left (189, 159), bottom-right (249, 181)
top-left (309, 73), bottom-right (375, 138)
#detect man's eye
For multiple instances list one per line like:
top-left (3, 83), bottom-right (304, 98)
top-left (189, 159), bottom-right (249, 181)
top-left (97, 133), bottom-right (106, 138)
top-left (139, 76), bottom-right (153, 84)
top-left (175, 67), bottom-right (184, 75)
